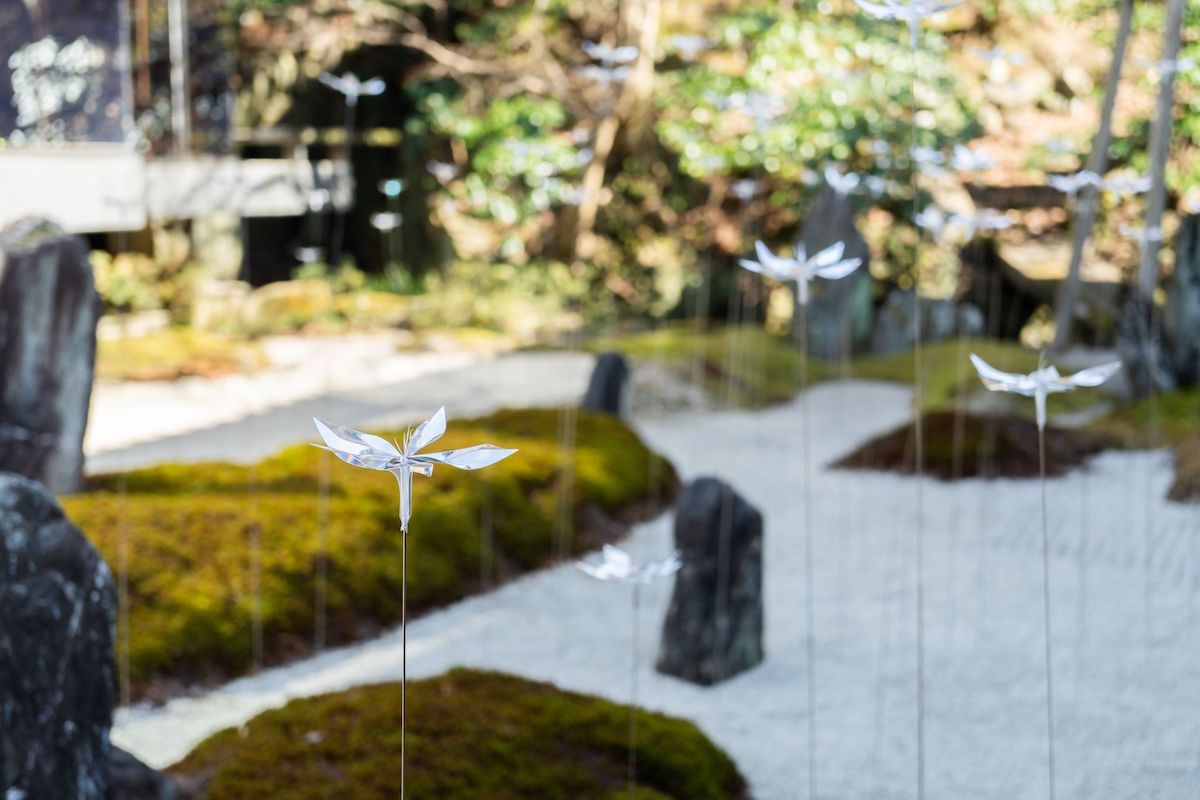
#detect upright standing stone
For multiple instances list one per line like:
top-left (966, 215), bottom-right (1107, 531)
top-left (656, 478), bottom-right (763, 685)
top-left (581, 352), bottom-right (632, 417)
top-left (1118, 290), bottom-right (1175, 397)
top-left (0, 218), bottom-right (101, 493)
top-left (0, 473), bottom-right (116, 799)
top-left (1165, 214), bottom-right (1200, 387)
top-left (800, 186), bottom-right (874, 358)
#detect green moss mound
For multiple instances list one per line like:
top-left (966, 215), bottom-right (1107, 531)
top-left (1091, 387), bottom-right (1200, 502)
top-left (592, 325), bottom-right (1072, 413)
top-left (170, 668), bottom-right (747, 800)
top-left (63, 410), bottom-right (677, 696)
top-left (97, 329), bottom-right (264, 381)
top-left (831, 411), bottom-right (1122, 480)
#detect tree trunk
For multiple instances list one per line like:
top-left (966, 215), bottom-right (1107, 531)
top-left (1136, 0), bottom-right (1185, 298)
top-left (566, 0), bottom-right (661, 262)
top-left (1051, 0), bottom-right (1134, 350)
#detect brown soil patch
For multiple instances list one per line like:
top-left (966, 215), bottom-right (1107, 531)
top-left (830, 411), bottom-right (1123, 480)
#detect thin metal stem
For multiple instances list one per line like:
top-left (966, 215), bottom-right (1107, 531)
top-left (330, 98), bottom-right (355, 269)
top-left (1038, 425), bottom-right (1057, 800)
top-left (402, 524), bottom-right (408, 800)
top-left (629, 581), bottom-right (640, 800)
top-left (909, 40), bottom-right (927, 800)
top-left (800, 300), bottom-right (818, 800)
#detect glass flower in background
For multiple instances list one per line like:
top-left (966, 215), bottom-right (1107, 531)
top-left (969, 353), bottom-right (1121, 430)
top-left (823, 164), bottom-right (862, 195)
top-left (949, 144), bottom-right (997, 173)
top-left (1046, 170), bottom-right (1100, 203)
top-left (576, 544), bottom-right (682, 584)
top-left (317, 71), bottom-right (386, 106)
top-left (426, 160), bottom-right (460, 184)
top-left (1119, 224), bottom-right (1164, 255)
top-left (854, 0), bottom-right (968, 48)
top-left (669, 35), bottom-right (713, 62)
top-left (1102, 173), bottom-right (1152, 198)
top-left (739, 240), bottom-right (862, 305)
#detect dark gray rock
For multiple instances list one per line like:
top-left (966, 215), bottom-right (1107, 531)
top-left (0, 218), bottom-right (101, 493)
top-left (656, 478), bottom-right (763, 685)
top-left (1165, 214), bottom-right (1200, 387)
top-left (799, 186), bottom-right (874, 358)
top-left (0, 472), bottom-right (117, 799)
top-left (111, 746), bottom-right (176, 800)
top-left (581, 352), bottom-right (631, 417)
top-left (869, 289), bottom-right (983, 355)
top-left (1118, 291), bottom-right (1175, 397)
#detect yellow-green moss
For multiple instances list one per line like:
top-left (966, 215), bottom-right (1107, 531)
top-left (1090, 388), bottom-right (1200, 502)
top-left (63, 410), bottom-right (676, 693)
top-left (171, 668), bottom-right (746, 800)
top-left (589, 325), bottom-right (819, 407)
top-left (97, 329), bottom-right (264, 381)
top-left (591, 324), bottom-right (1064, 412)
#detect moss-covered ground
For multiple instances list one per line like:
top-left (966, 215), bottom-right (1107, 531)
top-left (596, 325), bottom-right (1200, 502)
top-left (64, 409), bottom-right (677, 697)
top-left (1090, 388), bottom-right (1200, 502)
top-left (170, 668), bottom-right (747, 800)
top-left (590, 324), bottom-right (1087, 414)
top-left (97, 328), bottom-right (265, 381)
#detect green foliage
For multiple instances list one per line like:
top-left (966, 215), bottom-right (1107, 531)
top-left (90, 251), bottom-right (201, 315)
top-left (420, 91), bottom-right (586, 224)
top-left (655, 11), bottom-right (977, 210)
top-left (409, 259), bottom-right (596, 339)
top-left (171, 668), bottom-right (747, 799)
top-left (63, 410), bottom-right (676, 692)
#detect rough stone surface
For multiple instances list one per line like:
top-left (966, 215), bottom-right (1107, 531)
top-left (1165, 214), bottom-right (1200, 387)
top-left (111, 745), bottom-right (176, 800)
top-left (0, 218), bottom-right (101, 493)
top-left (869, 289), bottom-right (983, 354)
top-left (656, 477), bottom-right (764, 686)
top-left (581, 352), bottom-right (631, 417)
top-left (1118, 291), bottom-right (1176, 397)
top-left (0, 472), bottom-right (117, 800)
top-left (799, 186), bottom-right (874, 358)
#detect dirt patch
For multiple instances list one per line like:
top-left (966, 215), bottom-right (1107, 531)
top-left (830, 411), bottom-right (1123, 480)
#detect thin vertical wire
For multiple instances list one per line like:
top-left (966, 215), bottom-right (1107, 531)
top-left (117, 472), bottom-right (131, 707)
top-left (402, 523), bottom-right (408, 800)
top-left (799, 300), bottom-right (818, 800)
top-left (330, 96), bottom-right (355, 270)
top-left (629, 580), bottom-right (640, 800)
top-left (250, 518), bottom-right (263, 670)
top-left (908, 36), bottom-right (928, 800)
top-left (314, 451), bottom-right (330, 651)
top-left (1144, 292), bottom-right (1162, 653)
top-left (1038, 424), bottom-right (1058, 800)
top-left (714, 484), bottom-right (733, 682)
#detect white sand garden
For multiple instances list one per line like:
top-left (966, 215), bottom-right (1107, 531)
top-left (106, 366), bottom-right (1200, 799)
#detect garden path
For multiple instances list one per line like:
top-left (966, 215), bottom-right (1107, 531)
top-left (112, 379), bottom-right (1200, 799)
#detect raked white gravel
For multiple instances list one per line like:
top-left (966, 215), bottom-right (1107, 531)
top-left (112, 380), bottom-right (1200, 799)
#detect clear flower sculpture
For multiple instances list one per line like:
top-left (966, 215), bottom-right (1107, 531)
top-left (1102, 174), bottom-right (1152, 198)
top-left (312, 408), bottom-right (517, 532)
top-left (969, 353), bottom-right (1121, 431)
top-left (855, 0), bottom-right (968, 48)
top-left (318, 71), bottom-right (385, 106)
top-left (576, 544), bottom-right (682, 584)
top-left (824, 164), bottom-right (862, 195)
top-left (1046, 170), bottom-right (1100, 202)
top-left (739, 240), bottom-right (863, 305)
